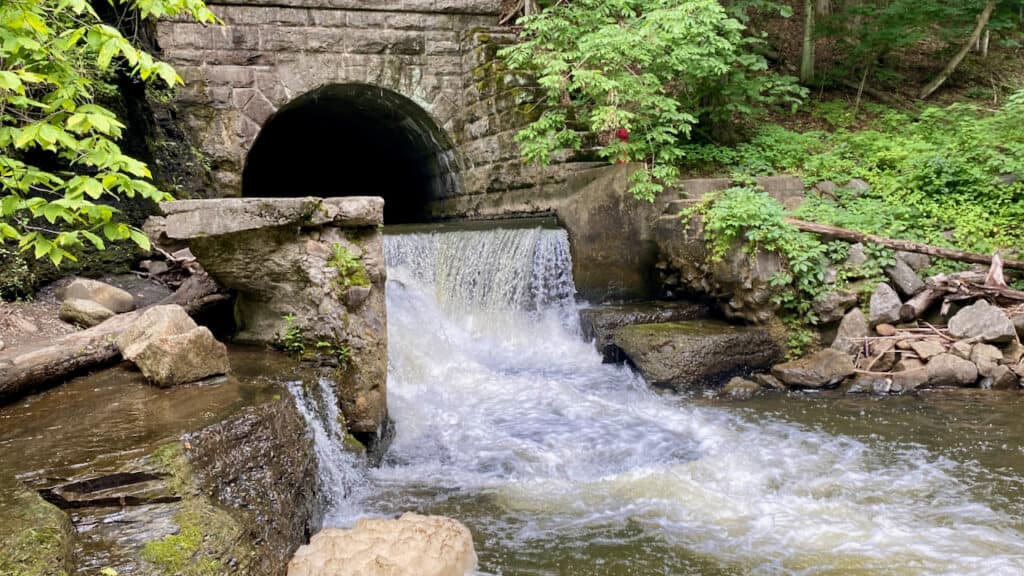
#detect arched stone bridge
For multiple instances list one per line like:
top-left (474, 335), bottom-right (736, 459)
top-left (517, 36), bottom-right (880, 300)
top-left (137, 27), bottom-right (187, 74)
top-left (157, 0), bottom-right (567, 222)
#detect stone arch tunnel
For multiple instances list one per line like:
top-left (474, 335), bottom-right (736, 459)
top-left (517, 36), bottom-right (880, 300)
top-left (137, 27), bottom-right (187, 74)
top-left (242, 84), bottom-right (460, 223)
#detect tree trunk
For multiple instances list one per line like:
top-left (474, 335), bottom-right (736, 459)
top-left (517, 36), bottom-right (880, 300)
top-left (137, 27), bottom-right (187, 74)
top-left (783, 217), bottom-right (1024, 270)
top-left (801, 0), bottom-right (816, 84)
top-left (919, 1), bottom-right (996, 99)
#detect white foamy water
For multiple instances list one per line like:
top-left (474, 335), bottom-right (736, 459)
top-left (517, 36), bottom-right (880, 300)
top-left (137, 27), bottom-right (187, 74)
top-left (302, 225), bottom-right (1024, 575)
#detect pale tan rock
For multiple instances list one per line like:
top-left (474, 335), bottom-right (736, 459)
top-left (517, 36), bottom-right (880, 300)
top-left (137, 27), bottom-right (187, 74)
top-left (115, 305), bottom-right (196, 361)
top-left (58, 277), bottom-right (135, 313)
top-left (58, 298), bottom-right (114, 328)
top-left (288, 513), bottom-right (478, 576)
top-left (910, 340), bottom-right (945, 361)
top-left (132, 326), bottom-right (229, 387)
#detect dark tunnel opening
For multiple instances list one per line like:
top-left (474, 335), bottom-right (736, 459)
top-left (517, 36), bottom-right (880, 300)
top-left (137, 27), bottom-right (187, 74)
top-left (242, 84), bottom-right (459, 224)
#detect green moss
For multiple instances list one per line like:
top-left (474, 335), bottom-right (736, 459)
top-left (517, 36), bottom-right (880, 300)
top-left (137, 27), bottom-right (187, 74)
top-left (140, 444), bottom-right (254, 576)
top-left (0, 477), bottom-right (73, 576)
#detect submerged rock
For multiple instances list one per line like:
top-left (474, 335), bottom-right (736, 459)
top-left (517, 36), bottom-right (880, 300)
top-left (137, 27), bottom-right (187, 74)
top-left (579, 301), bottom-right (711, 362)
top-left (288, 513), bottom-right (478, 576)
top-left (133, 326), bottom-right (230, 387)
top-left (611, 321), bottom-right (782, 390)
top-left (948, 300), bottom-right (1016, 344)
top-left (772, 348), bottom-right (855, 389)
top-left (57, 277), bottom-right (135, 313)
top-left (58, 297), bottom-right (114, 327)
top-left (721, 376), bottom-right (763, 399)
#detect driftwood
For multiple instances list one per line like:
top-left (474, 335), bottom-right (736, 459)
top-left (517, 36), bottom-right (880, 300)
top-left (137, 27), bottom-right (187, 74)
top-left (784, 218), bottom-right (1024, 271)
top-left (0, 273), bottom-right (229, 402)
top-left (896, 262), bottom-right (1024, 321)
top-left (899, 288), bottom-right (943, 322)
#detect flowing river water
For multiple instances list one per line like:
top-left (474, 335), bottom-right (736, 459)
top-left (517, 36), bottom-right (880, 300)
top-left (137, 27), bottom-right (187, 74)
top-left (289, 223), bottom-right (1024, 575)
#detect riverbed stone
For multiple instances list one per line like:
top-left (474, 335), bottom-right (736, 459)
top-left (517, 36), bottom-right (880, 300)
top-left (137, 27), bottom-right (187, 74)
top-left (721, 377), bottom-right (763, 399)
top-left (287, 513), bottom-right (478, 576)
top-left (58, 298), bottom-right (115, 327)
top-left (896, 251), bottom-right (931, 272)
top-left (875, 323), bottom-right (898, 337)
top-left (1003, 340), bottom-right (1024, 365)
top-left (831, 308), bottom-right (869, 357)
top-left (611, 321), bottom-right (782, 390)
top-left (57, 277), bottom-right (135, 313)
top-left (926, 353), bottom-right (979, 387)
top-left (132, 326), bottom-right (230, 387)
top-left (910, 340), bottom-right (945, 361)
top-left (579, 301), bottom-right (711, 362)
top-left (950, 340), bottom-right (973, 360)
top-left (859, 339), bottom-right (897, 372)
top-left (971, 343), bottom-right (1003, 378)
top-left (772, 348), bottom-right (855, 389)
top-left (813, 289), bottom-right (858, 324)
top-left (752, 372), bottom-right (786, 390)
top-left (869, 283), bottom-right (902, 327)
top-left (891, 358), bottom-right (928, 393)
top-left (948, 300), bottom-right (1016, 344)
top-left (846, 374), bottom-right (891, 395)
top-left (885, 259), bottom-right (925, 297)
top-left (982, 365), bottom-right (1019, 390)
top-left (116, 304), bottom-right (197, 361)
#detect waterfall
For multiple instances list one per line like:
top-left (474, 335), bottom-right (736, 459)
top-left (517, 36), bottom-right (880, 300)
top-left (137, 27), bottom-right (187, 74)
top-left (292, 222), bottom-right (1024, 575)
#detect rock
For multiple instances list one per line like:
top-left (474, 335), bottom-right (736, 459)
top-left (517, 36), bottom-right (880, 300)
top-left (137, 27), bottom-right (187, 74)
top-left (116, 304), bottom-right (197, 361)
top-left (0, 339), bottom-right (5, 351)
top-left (1003, 340), bottom-right (1024, 365)
top-left (287, 513), bottom-right (478, 576)
top-left (895, 251), bottom-right (931, 272)
top-left (950, 340), bottom-right (973, 360)
top-left (846, 374), bottom-right (891, 395)
top-left (140, 259), bottom-right (170, 276)
top-left (813, 290), bottom-right (858, 324)
top-left (982, 365), bottom-right (1019, 390)
top-left (814, 180), bottom-right (838, 198)
top-left (845, 243), bottom-right (868, 269)
top-left (869, 283), bottom-right (902, 327)
top-left (891, 358), bottom-right (928, 393)
top-left (1014, 315), bottom-right (1024, 339)
top-left (132, 326), bottom-right (230, 387)
top-left (721, 377), bottom-right (762, 399)
top-left (926, 354), bottom-right (979, 387)
top-left (579, 301), bottom-right (711, 362)
top-left (947, 300), bottom-right (1016, 344)
top-left (752, 372), bottom-right (786, 390)
top-left (57, 277), bottom-right (135, 313)
top-left (896, 339), bottom-right (913, 350)
top-left (875, 323), bottom-right (897, 337)
top-left (971, 343), bottom-right (1003, 378)
top-left (831, 308), bottom-right (869, 356)
top-left (58, 298), bottom-right (115, 327)
top-left (910, 340), bottom-right (945, 360)
top-left (845, 178), bottom-right (871, 192)
top-left (772, 349), bottom-right (855, 389)
top-left (0, 476), bottom-right (75, 576)
top-left (611, 321), bottom-right (782, 390)
top-left (884, 259), bottom-right (925, 297)
top-left (345, 285), bottom-right (372, 308)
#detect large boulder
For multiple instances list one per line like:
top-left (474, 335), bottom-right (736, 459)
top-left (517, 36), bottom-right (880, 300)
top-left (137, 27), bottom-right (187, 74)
top-left (611, 321), bottom-right (782, 390)
top-left (772, 348), bottom-right (855, 389)
top-left (116, 304), bottom-right (197, 361)
top-left (287, 514), bottom-right (478, 576)
top-left (579, 301), bottom-right (711, 362)
top-left (57, 277), bottom-right (135, 313)
top-left (132, 326), bottom-right (230, 387)
top-left (926, 353), bottom-right (978, 387)
top-left (970, 343), bottom-right (1003, 378)
top-left (948, 300), bottom-right (1016, 343)
top-left (868, 283), bottom-right (902, 327)
top-left (58, 298), bottom-right (114, 327)
top-left (831, 308), bottom-right (868, 356)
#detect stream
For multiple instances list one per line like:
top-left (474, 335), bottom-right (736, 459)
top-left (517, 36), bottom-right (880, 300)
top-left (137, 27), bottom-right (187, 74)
top-left (299, 222), bottom-right (1024, 575)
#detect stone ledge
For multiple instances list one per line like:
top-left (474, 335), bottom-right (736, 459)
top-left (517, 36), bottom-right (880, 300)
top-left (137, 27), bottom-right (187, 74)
top-left (155, 196), bottom-right (384, 239)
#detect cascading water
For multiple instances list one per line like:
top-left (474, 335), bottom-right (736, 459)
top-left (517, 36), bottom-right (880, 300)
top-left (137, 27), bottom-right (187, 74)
top-left (295, 222), bottom-right (1024, 575)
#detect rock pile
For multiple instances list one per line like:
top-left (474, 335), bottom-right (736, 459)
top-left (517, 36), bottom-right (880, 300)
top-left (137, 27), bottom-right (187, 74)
top-left (766, 296), bottom-right (1023, 394)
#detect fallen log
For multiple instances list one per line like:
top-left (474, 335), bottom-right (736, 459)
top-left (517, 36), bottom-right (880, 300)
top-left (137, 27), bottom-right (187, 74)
top-left (0, 274), bottom-right (228, 403)
top-left (784, 218), bottom-right (1024, 271)
top-left (899, 287), bottom-right (943, 322)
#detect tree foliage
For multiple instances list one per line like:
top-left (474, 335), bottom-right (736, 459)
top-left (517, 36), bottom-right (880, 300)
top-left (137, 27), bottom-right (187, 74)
top-left (500, 0), bottom-right (805, 200)
top-left (0, 0), bottom-right (217, 266)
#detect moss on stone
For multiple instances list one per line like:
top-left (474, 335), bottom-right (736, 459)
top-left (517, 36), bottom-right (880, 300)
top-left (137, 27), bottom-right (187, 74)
top-left (328, 243), bottom-right (370, 290)
top-left (140, 444), bottom-right (255, 576)
top-left (0, 477), bottom-right (74, 576)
